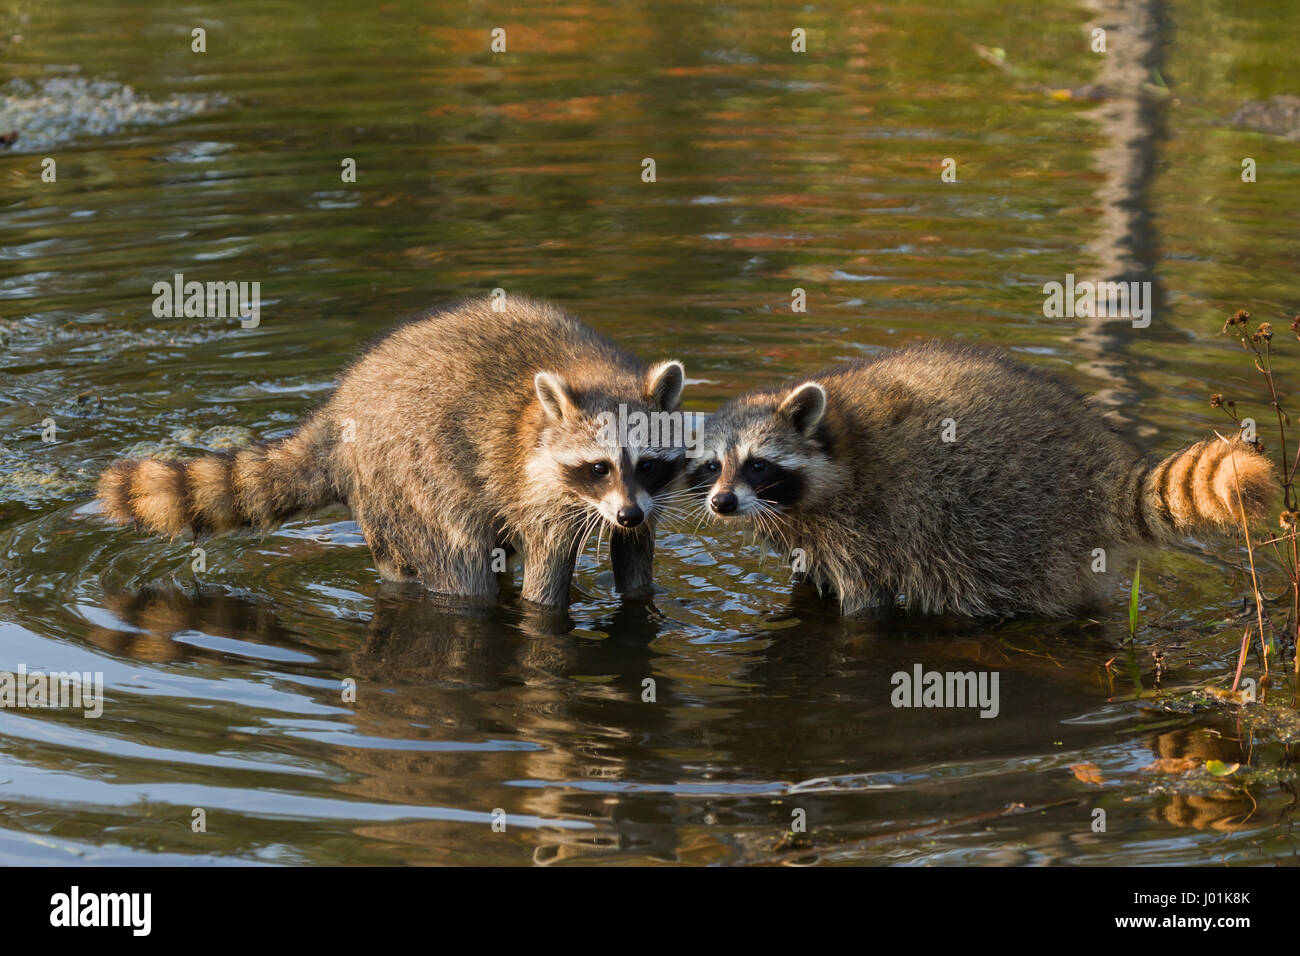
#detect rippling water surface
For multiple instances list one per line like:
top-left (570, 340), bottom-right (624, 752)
top-left (2, 0), bottom-right (1299, 864)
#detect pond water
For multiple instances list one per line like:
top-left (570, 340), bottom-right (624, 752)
top-left (1, 0), bottom-right (1298, 864)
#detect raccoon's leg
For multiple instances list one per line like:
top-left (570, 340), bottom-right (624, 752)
top-left (493, 536), bottom-right (523, 595)
top-left (799, 564), bottom-right (835, 599)
top-left (520, 533), bottom-right (581, 609)
top-left (610, 523), bottom-right (655, 600)
top-left (839, 591), bottom-right (878, 617)
top-left (363, 512), bottom-right (499, 602)
top-left (423, 530), bottom-right (501, 600)
top-left (830, 571), bottom-right (892, 617)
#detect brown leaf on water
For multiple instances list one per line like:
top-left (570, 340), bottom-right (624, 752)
top-left (1070, 762), bottom-right (1104, 785)
top-left (1140, 757), bottom-right (1199, 774)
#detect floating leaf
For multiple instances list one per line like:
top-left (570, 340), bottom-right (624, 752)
top-left (1205, 760), bottom-right (1240, 777)
top-left (1071, 762), bottom-right (1104, 785)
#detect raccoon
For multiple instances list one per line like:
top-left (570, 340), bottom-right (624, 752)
top-left (98, 297), bottom-right (687, 609)
top-left (690, 341), bottom-right (1276, 618)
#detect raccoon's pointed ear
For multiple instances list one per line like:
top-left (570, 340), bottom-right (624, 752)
top-left (534, 371), bottom-right (575, 422)
top-left (778, 382), bottom-right (826, 437)
top-left (645, 360), bottom-right (685, 411)
top-left (645, 359), bottom-right (685, 412)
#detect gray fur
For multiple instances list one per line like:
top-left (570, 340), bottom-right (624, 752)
top-left (99, 296), bottom-right (688, 609)
top-left (692, 341), bottom-right (1274, 618)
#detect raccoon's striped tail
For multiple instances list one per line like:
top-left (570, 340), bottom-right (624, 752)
top-left (1133, 435), bottom-right (1276, 540)
top-left (97, 417), bottom-right (340, 539)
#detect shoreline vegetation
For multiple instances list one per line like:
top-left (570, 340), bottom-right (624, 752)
top-left (1212, 311), bottom-right (1300, 701)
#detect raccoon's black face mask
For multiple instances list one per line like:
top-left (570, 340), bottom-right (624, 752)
top-left (533, 363), bottom-right (690, 530)
top-left (691, 382), bottom-right (830, 518)
top-left (692, 453), bottom-right (805, 516)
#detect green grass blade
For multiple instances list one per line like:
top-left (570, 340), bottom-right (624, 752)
top-left (1128, 560), bottom-right (1141, 639)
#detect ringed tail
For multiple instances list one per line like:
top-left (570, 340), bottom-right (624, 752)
top-left (1133, 435), bottom-right (1275, 540)
top-left (97, 417), bottom-right (340, 538)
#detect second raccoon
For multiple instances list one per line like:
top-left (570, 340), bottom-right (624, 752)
top-left (691, 341), bottom-right (1275, 617)
top-left (98, 297), bottom-right (687, 609)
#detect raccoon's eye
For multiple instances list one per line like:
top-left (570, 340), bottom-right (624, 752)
top-left (590, 462), bottom-right (610, 478)
top-left (748, 459), bottom-right (768, 474)
top-left (637, 459), bottom-right (657, 474)
top-left (704, 460), bottom-right (720, 473)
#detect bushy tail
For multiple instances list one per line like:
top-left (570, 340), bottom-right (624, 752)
top-left (1134, 435), bottom-right (1276, 539)
top-left (97, 417), bottom-right (340, 538)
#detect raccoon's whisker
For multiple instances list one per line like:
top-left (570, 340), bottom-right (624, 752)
top-left (598, 521), bottom-right (612, 564)
top-left (654, 504), bottom-right (692, 525)
top-left (751, 502), bottom-right (787, 560)
top-left (650, 489), bottom-right (691, 504)
top-left (581, 511), bottom-right (603, 556)
top-left (763, 512), bottom-right (787, 536)
top-left (654, 506), bottom-right (693, 526)
top-left (560, 509), bottom-right (585, 537)
top-left (670, 496), bottom-right (704, 516)
top-left (555, 507), bottom-right (591, 534)
top-left (572, 510), bottom-right (601, 561)
top-left (689, 502), bottom-right (713, 537)
top-left (568, 513), bottom-right (587, 549)
top-left (754, 524), bottom-right (768, 563)
top-left (652, 494), bottom-right (689, 508)
top-left (653, 494), bottom-right (695, 510)
top-left (560, 515), bottom-right (587, 539)
top-left (655, 491), bottom-right (697, 507)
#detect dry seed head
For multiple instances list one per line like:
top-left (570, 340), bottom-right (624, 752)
top-left (1222, 309), bottom-right (1250, 334)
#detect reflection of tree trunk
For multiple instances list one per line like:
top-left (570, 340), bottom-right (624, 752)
top-left (1072, 0), bottom-right (1169, 428)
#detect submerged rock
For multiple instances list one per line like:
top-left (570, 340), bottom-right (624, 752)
top-left (190, 425), bottom-right (257, 450)
top-left (122, 424), bottom-right (256, 461)
top-left (1229, 95), bottom-right (1300, 139)
top-left (0, 76), bottom-right (225, 153)
top-left (0, 458), bottom-right (89, 504)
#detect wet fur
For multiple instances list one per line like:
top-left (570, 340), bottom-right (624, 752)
top-left (98, 297), bottom-right (687, 609)
top-left (693, 341), bottom-right (1276, 618)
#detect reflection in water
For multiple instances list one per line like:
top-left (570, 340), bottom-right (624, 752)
top-left (65, 581), bottom-right (1286, 863)
top-left (1144, 727), bottom-right (1259, 834)
top-left (2, 0), bottom-right (1299, 864)
top-left (1074, 0), bottom-right (1169, 421)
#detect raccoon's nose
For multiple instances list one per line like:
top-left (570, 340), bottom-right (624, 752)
top-left (616, 504), bottom-right (644, 528)
top-left (711, 491), bottom-right (738, 514)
